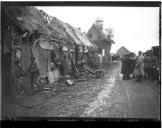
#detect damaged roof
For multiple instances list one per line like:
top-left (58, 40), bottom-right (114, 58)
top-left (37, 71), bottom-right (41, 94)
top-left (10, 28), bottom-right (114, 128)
top-left (62, 23), bottom-right (83, 45)
top-left (73, 27), bottom-right (93, 47)
top-left (4, 6), bottom-right (96, 48)
top-left (4, 6), bottom-right (52, 36)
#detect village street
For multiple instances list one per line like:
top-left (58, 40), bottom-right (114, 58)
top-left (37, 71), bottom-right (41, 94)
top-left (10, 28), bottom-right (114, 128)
top-left (3, 62), bottom-right (160, 119)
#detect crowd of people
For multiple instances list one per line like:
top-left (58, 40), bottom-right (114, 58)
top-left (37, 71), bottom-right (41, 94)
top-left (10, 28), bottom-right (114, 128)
top-left (13, 48), bottom-right (159, 96)
top-left (121, 50), bottom-right (159, 83)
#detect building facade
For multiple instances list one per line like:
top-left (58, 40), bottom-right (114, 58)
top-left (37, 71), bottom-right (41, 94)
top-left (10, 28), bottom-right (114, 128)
top-left (87, 19), bottom-right (114, 65)
top-left (116, 46), bottom-right (129, 57)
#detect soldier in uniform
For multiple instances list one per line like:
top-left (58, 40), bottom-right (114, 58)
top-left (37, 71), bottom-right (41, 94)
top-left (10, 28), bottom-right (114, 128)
top-left (144, 50), bottom-right (152, 79)
top-left (29, 57), bottom-right (40, 91)
top-left (121, 53), bottom-right (132, 80)
top-left (14, 60), bottom-right (27, 95)
top-left (149, 51), bottom-right (158, 81)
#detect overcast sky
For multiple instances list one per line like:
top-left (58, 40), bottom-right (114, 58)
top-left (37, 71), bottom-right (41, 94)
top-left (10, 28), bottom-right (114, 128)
top-left (37, 6), bottom-right (159, 54)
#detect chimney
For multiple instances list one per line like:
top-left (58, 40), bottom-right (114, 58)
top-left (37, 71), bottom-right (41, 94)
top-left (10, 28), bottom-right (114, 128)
top-left (95, 18), bottom-right (103, 30)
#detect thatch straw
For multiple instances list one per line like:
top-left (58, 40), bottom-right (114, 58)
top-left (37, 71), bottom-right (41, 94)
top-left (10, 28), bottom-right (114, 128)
top-left (4, 6), bottom-right (51, 36)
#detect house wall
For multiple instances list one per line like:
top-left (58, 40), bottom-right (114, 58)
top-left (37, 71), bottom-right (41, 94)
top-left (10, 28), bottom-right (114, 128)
top-left (21, 44), bottom-right (32, 72)
top-left (95, 41), bottom-right (111, 62)
top-left (32, 46), bottom-right (51, 76)
top-left (88, 25), bottom-right (103, 40)
top-left (116, 47), bottom-right (129, 57)
top-left (2, 25), bottom-right (13, 97)
top-left (88, 25), bottom-right (112, 64)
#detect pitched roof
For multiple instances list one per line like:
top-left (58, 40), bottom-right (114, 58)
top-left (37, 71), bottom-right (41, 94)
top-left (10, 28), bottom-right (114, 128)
top-left (63, 23), bottom-right (83, 45)
top-left (72, 27), bottom-right (93, 47)
top-left (48, 17), bottom-right (67, 37)
top-left (116, 46), bottom-right (129, 56)
top-left (86, 35), bottom-right (98, 49)
top-left (88, 23), bottom-right (115, 44)
top-left (4, 6), bottom-right (52, 36)
top-left (4, 6), bottom-right (95, 48)
top-left (50, 17), bottom-right (95, 47)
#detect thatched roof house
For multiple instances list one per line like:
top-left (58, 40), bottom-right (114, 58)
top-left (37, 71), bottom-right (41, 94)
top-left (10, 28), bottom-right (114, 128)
top-left (3, 6), bottom-right (52, 36)
top-left (47, 16), bottom-right (96, 49)
top-left (3, 6), bottom-right (97, 76)
top-left (3, 6), bottom-right (66, 76)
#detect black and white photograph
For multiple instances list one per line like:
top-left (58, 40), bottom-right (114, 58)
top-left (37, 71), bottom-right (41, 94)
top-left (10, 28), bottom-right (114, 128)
top-left (1, 1), bottom-right (161, 123)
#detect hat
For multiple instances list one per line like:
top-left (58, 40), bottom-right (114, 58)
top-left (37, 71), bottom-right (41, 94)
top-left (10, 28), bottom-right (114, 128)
top-left (138, 51), bottom-right (142, 54)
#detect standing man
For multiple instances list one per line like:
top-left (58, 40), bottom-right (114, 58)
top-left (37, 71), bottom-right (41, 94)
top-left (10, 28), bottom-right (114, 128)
top-left (129, 56), bottom-right (136, 78)
top-left (149, 51), bottom-right (158, 81)
top-left (144, 51), bottom-right (151, 79)
top-left (121, 56), bottom-right (127, 80)
top-left (29, 57), bottom-right (40, 91)
top-left (136, 51), bottom-right (145, 82)
top-left (121, 53), bottom-right (132, 80)
top-left (14, 60), bottom-right (26, 95)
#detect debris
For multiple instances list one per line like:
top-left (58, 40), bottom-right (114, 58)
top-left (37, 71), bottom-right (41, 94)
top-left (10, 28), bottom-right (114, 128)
top-left (95, 70), bottom-right (104, 78)
top-left (86, 68), bottom-right (96, 75)
top-left (42, 87), bottom-right (50, 90)
top-left (73, 78), bottom-right (87, 82)
top-left (65, 79), bottom-right (74, 86)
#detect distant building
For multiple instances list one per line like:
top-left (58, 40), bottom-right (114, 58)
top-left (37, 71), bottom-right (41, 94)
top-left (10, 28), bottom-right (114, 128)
top-left (116, 46), bottom-right (129, 57)
top-left (87, 19), bottom-right (114, 65)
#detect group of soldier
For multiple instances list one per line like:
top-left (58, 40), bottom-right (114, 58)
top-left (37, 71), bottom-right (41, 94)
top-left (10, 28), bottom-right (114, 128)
top-left (14, 57), bottom-right (40, 95)
top-left (121, 50), bottom-right (159, 82)
top-left (87, 52), bottom-right (102, 69)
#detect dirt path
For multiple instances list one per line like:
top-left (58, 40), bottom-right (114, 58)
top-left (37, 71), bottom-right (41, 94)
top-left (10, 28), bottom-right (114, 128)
top-left (2, 62), bottom-right (160, 119)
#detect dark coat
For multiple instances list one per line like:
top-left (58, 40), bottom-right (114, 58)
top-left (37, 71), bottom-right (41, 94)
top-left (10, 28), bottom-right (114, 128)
top-left (121, 57), bottom-right (133, 74)
top-left (29, 61), bottom-right (39, 76)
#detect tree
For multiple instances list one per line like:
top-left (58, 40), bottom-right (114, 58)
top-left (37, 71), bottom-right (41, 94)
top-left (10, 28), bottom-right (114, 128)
top-left (105, 28), bottom-right (114, 40)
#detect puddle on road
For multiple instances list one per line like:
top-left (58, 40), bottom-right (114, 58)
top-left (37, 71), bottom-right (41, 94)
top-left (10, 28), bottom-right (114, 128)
top-left (81, 76), bottom-right (116, 117)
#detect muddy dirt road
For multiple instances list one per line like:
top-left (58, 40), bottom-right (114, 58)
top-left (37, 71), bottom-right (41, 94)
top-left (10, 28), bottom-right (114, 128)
top-left (3, 62), bottom-right (160, 119)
